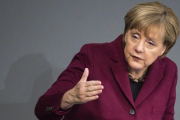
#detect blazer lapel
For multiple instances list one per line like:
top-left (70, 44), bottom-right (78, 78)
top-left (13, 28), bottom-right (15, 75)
top-left (111, 62), bottom-right (135, 107)
top-left (135, 58), bottom-right (164, 107)
top-left (110, 34), bottom-right (135, 107)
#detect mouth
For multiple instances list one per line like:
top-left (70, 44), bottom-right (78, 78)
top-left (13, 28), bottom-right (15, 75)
top-left (132, 55), bottom-right (143, 61)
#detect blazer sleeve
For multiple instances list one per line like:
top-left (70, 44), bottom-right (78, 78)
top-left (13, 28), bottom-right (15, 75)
top-left (163, 65), bottom-right (178, 120)
top-left (35, 44), bottom-right (93, 120)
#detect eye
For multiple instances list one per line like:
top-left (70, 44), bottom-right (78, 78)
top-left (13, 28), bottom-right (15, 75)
top-left (146, 39), bottom-right (157, 49)
top-left (148, 40), bottom-right (155, 46)
top-left (132, 34), bottom-right (139, 39)
top-left (148, 41), bottom-right (155, 46)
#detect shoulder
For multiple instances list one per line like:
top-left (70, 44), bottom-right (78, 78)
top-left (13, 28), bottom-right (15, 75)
top-left (79, 41), bottom-right (111, 59)
top-left (80, 42), bottom-right (110, 52)
top-left (161, 57), bottom-right (177, 69)
top-left (79, 34), bottom-right (124, 57)
top-left (161, 57), bottom-right (178, 71)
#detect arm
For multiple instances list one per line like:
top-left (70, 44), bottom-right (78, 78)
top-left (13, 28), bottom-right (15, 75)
top-left (34, 44), bottom-right (103, 120)
top-left (163, 66), bottom-right (178, 120)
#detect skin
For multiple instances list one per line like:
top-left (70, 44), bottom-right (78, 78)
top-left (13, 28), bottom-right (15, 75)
top-left (124, 28), bottom-right (166, 79)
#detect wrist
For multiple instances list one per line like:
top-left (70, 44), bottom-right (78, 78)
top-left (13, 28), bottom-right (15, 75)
top-left (60, 90), bottom-right (74, 110)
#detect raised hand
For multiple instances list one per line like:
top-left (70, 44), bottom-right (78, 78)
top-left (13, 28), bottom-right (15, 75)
top-left (60, 68), bottom-right (104, 110)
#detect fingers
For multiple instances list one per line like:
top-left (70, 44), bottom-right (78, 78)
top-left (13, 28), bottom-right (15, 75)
top-left (86, 84), bottom-right (104, 92)
top-left (85, 95), bottom-right (99, 102)
top-left (85, 81), bottom-right (101, 86)
top-left (85, 84), bottom-right (103, 98)
top-left (86, 90), bottom-right (103, 97)
top-left (80, 68), bottom-right (89, 82)
top-left (70, 81), bottom-right (104, 104)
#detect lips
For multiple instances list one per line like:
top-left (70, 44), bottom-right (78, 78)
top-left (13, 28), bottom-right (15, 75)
top-left (132, 55), bottom-right (143, 60)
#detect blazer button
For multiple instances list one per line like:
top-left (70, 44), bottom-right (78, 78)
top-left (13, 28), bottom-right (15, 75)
top-left (45, 106), bottom-right (54, 112)
top-left (130, 109), bottom-right (135, 115)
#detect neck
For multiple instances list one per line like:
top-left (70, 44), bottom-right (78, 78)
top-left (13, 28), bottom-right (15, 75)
top-left (128, 67), bottom-right (148, 79)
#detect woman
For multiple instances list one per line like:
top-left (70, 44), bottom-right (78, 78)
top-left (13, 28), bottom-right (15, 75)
top-left (35, 1), bottom-right (179, 120)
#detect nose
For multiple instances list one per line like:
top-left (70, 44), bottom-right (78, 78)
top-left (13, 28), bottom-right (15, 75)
top-left (135, 41), bottom-right (144, 53)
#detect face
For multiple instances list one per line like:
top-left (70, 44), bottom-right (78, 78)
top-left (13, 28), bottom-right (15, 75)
top-left (124, 28), bottom-right (166, 72)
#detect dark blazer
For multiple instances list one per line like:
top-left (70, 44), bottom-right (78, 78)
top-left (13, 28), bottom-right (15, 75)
top-left (35, 35), bottom-right (178, 120)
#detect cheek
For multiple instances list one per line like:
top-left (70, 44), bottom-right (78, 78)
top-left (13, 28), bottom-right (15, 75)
top-left (124, 45), bottom-right (134, 64)
top-left (124, 43), bottom-right (134, 55)
top-left (144, 52), bottom-right (159, 65)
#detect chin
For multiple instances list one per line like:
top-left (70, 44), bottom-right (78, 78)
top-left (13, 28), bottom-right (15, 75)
top-left (128, 62), bottom-right (145, 70)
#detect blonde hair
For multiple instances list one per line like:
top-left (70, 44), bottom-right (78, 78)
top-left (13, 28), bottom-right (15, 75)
top-left (123, 1), bottom-right (179, 57)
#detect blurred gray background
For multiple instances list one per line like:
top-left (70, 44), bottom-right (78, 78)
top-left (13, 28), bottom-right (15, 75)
top-left (0, 0), bottom-right (179, 119)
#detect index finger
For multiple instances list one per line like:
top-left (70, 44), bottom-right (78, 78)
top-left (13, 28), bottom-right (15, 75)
top-left (85, 80), bottom-right (102, 87)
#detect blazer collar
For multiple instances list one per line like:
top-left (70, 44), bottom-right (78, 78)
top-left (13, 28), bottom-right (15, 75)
top-left (110, 34), bottom-right (124, 63)
top-left (110, 34), bottom-right (164, 108)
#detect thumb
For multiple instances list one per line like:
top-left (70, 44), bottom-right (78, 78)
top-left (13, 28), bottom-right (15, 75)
top-left (80, 68), bottom-right (89, 82)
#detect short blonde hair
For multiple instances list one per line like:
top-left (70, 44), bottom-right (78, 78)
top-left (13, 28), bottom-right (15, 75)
top-left (123, 1), bottom-right (179, 57)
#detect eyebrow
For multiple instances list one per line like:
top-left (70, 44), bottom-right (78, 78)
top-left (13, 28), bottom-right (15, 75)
top-left (146, 35), bottom-right (157, 42)
top-left (131, 30), bottom-right (141, 36)
top-left (147, 37), bottom-right (155, 42)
